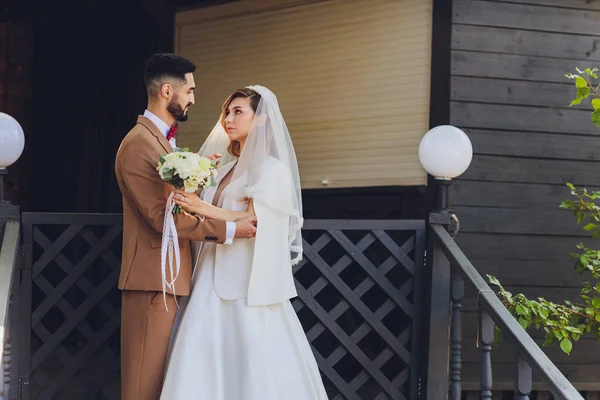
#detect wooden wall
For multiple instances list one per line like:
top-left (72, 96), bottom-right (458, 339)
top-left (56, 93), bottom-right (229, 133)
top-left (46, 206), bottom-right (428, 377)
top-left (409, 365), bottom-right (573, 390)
top-left (13, 0), bottom-right (176, 213)
top-left (0, 22), bottom-right (33, 206)
top-left (449, 0), bottom-right (600, 391)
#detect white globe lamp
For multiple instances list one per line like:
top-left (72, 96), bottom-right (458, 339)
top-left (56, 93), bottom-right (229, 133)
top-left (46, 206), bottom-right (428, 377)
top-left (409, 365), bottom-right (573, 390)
top-left (419, 125), bottom-right (472, 218)
top-left (0, 113), bottom-right (25, 202)
top-left (419, 125), bottom-right (472, 180)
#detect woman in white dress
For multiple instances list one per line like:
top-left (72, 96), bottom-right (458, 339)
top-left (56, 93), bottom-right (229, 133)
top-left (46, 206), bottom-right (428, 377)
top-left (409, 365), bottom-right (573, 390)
top-left (160, 85), bottom-right (329, 400)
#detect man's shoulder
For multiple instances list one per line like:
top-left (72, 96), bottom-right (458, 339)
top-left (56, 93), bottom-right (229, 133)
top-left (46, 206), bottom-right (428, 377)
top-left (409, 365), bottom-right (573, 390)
top-left (117, 122), bottom-right (162, 162)
top-left (126, 121), bottom-right (153, 141)
top-left (120, 122), bottom-right (157, 150)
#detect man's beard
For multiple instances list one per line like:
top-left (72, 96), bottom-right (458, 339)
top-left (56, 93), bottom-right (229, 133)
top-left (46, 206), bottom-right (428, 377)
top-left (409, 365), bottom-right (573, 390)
top-left (167, 96), bottom-right (190, 122)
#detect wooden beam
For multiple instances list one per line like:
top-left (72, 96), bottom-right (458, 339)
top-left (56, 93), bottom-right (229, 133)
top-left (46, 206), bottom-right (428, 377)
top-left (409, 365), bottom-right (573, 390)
top-left (453, 0), bottom-right (600, 35)
top-left (452, 129), bottom-right (600, 161)
top-left (452, 50), bottom-right (596, 84)
top-left (451, 77), bottom-right (591, 110)
top-left (460, 155), bottom-right (600, 186)
top-left (451, 206), bottom-right (583, 236)
top-left (455, 232), bottom-right (593, 261)
top-left (452, 24), bottom-right (600, 61)
top-left (452, 180), bottom-right (590, 210)
top-left (451, 102), bottom-right (597, 136)
top-left (480, 0), bottom-right (600, 11)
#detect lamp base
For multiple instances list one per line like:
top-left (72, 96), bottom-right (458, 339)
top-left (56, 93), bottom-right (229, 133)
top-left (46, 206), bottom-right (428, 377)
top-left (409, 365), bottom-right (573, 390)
top-left (0, 168), bottom-right (7, 203)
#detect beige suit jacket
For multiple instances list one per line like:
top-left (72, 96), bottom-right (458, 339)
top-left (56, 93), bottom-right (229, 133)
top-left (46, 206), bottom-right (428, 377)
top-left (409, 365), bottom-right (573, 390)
top-left (115, 115), bottom-right (226, 295)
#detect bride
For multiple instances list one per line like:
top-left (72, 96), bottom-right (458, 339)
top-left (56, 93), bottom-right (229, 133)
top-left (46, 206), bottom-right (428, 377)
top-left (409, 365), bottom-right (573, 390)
top-left (160, 85), bottom-right (329, 399)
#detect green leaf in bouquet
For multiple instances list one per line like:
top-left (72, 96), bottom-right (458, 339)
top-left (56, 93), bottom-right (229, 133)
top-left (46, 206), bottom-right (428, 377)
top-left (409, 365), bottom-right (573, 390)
top-left (161, 168), bottom-right (174, 180)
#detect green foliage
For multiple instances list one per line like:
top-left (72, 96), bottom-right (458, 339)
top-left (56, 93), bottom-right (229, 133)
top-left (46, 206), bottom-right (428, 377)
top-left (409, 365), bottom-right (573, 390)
top-left (565, 67), bottom-right (600, 126)
top-left (488, 271), bottom-right (600, 355)
top-left (486, 67), bottom-right (600, 354)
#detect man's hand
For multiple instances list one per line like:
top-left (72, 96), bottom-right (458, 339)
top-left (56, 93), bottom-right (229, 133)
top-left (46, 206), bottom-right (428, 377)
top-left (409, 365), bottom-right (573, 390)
top-left (235, 215), bottom-right (257, 238)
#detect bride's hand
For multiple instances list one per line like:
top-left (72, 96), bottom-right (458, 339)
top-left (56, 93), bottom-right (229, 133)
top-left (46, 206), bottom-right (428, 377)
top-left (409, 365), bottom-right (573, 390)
top-left (173, 190), bottom-right (207, 215)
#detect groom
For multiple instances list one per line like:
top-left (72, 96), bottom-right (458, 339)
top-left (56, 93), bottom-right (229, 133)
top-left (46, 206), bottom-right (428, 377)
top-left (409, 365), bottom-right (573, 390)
top-left (115, 53), bottom-right (257, 400)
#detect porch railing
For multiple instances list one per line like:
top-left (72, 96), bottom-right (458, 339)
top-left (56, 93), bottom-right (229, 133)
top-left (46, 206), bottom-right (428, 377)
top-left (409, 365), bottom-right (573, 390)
top-left (426, 223), bottom-right (583, 399)
top-left (16, 213), bottom-right (426, 399)
top-left (0, 219), bottom-right (20, 400)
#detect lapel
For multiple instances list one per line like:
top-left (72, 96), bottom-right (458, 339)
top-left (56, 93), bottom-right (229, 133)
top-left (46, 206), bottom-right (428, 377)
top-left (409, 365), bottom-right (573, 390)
top-left (215, 160), bottom-right (238, 209)
top-left (216, 160), bottom-right (237, 183)
top-left (137, 115), bottom-right (172, 154)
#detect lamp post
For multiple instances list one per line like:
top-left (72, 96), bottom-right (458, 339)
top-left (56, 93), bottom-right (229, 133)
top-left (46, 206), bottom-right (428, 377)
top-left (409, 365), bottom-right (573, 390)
top-left (418, 125), bottom-right (472, 399)
top-left (0, 113), bottom-right (25, 205)
top-left (419, 124), bottom-right (473, 221)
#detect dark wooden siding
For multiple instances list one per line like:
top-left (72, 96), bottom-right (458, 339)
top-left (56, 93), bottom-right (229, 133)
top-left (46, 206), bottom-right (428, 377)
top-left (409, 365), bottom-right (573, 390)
top-left (450, 0), bottom-right (600, 390)
top-left (0, 22), bottom-right (33, 206)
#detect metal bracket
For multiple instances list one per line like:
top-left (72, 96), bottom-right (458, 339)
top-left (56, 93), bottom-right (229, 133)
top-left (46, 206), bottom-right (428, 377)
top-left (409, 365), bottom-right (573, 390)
top-left (428, 211), bottom-right (451, 226)
top-left (429, 210), bottom-right (460, 238)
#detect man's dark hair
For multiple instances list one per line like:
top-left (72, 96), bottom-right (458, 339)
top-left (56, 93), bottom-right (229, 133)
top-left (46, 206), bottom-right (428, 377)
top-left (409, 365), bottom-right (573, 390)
top-left (144, 53), bottom-right (196, 96)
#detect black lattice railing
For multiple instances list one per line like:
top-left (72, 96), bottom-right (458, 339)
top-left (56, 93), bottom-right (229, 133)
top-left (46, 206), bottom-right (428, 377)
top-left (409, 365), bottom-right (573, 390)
top-left (21, 213), bottom-right (123, 400)
top-left (19, 214), bottom-right (426, 400)
top-left (296, 220), bottom-right (426, 400)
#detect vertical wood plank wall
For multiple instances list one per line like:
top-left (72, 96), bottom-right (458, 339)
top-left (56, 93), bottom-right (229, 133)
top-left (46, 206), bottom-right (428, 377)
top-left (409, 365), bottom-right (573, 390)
top-left (449, 0), bottom-right (600, 392)
top-left (0, 22), bottom-right (32, 206)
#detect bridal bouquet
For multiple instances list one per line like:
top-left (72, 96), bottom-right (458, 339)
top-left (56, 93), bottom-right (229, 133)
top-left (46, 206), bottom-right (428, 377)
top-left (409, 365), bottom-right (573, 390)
top-left (156, 147), bottom-right (218, 311)
top-left (157, 147), bottom-right (218, 214)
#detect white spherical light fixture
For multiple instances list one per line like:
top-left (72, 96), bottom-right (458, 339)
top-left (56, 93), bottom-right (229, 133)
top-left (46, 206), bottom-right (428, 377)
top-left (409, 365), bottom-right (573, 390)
top-left (419, 125), bottom-right (472, 179)
top-left (0, 113), bottom-right (25, 168)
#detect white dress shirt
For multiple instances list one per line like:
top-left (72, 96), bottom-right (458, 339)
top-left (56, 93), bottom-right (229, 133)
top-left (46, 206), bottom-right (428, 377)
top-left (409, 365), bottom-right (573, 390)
top-left (143, 109), bottom-right (236, 245)
top-left (144, 109), bottom-right (176, 147)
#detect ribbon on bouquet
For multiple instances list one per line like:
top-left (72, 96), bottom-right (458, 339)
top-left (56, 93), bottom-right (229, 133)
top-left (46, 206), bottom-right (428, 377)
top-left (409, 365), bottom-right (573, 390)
top-left (160, 191), bottom-right (181, 312)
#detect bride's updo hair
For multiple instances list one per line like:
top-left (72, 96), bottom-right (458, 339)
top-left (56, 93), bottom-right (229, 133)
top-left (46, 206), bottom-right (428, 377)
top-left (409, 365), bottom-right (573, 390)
top-left (220, 88), bottom-right (261, 157)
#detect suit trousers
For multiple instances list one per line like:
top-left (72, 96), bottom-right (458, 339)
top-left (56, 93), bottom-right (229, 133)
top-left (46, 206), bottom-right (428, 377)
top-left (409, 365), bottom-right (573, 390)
top-left (121, 290), bottom-right (178, 400)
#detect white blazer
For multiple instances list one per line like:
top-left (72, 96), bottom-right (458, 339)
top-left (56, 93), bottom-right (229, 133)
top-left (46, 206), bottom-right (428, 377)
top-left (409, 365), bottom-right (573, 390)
top-left (208, 157), bottom-right (298, 306)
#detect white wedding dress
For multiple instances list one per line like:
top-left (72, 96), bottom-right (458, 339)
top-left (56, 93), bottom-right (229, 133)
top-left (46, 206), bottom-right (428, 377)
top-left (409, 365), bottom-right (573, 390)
top-left (160, 179), bottom-right (329, 400)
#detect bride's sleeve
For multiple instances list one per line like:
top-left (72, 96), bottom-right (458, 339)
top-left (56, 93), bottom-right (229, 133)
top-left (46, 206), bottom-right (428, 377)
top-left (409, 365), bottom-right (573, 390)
top-left (244, 161), bottom-right (297, 305)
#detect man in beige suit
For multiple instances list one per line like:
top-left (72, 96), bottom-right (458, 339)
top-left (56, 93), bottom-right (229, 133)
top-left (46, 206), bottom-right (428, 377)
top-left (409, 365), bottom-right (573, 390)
top-left (115, 53), bottom-right (257, 400)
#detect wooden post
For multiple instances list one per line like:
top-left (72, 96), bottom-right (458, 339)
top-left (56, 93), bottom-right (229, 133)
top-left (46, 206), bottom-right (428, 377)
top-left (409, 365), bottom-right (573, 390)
top-left (425, 179), bottom-right (452, 399)
top-left (479, 310), bottom-right (494, 399)
top-left (515, 355), bottom-right (532, 400)
top-left (425, 238), bottom-right (451, 398)
top-left (449, 271), bottom-right (464, 400)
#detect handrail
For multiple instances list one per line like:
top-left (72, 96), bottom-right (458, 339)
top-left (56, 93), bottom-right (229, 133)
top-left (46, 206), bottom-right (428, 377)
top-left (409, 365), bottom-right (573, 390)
top-left (0, 218), bottom-right (20, 400)
top-left (0, 219), bottom-right (20, 344)
top-left (430, 224), bottom-right (583, 399)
